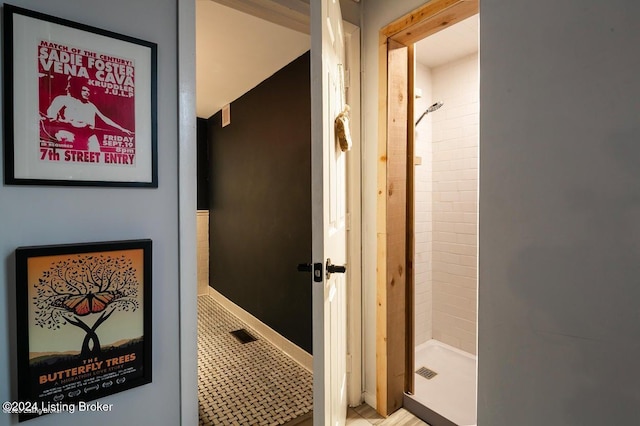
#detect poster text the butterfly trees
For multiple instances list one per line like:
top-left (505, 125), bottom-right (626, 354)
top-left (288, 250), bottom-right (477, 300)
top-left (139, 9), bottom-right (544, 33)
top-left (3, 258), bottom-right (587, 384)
top-left (33, 253), bottom-right (139, 357)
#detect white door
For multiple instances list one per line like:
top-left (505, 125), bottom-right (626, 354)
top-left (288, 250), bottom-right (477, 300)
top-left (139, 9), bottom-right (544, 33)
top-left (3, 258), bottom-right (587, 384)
top-left (310, 0), bottom-right (348, 425)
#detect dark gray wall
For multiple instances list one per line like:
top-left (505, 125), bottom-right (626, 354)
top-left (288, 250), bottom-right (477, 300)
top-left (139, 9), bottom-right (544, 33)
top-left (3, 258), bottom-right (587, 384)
top-left (209, 52), bottom-right (312, 353)
top-left (0, 1), bottom-right (181, 425)
top-left (197, 117), bottom-right (209, 210)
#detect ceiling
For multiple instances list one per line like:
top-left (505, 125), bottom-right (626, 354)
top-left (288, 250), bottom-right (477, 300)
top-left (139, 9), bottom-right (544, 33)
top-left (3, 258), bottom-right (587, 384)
top-left (196, 0), bottom-right (310, 118)
top-left (415, 14), bottom-right (479, 68)
top-left (196, 1), bottom-right (478, 118)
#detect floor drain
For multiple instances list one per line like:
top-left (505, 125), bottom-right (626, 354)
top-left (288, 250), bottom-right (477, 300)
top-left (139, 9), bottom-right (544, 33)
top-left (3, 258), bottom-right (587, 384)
top-left (230, 328), bottom-right (257, 344)
top-left (416, 366), bottom-right (438, 380)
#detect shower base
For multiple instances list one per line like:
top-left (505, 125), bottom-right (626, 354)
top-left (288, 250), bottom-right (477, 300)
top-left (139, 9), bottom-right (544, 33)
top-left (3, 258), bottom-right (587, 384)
top-left (404, 339), bottom-right (477, 426)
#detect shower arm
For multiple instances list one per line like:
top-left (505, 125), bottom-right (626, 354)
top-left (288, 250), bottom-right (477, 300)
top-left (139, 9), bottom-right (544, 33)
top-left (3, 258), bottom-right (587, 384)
top-left (415, 110), bottom-right (429, 126)
top-left (415, 101), bottom-right (444, 126)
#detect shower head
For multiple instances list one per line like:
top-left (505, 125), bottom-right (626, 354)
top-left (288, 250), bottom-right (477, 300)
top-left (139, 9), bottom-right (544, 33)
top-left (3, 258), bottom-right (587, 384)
top-left (416, 101), bottom-right (444, 125)
top-left (427, 101), bottom-right (444, 113)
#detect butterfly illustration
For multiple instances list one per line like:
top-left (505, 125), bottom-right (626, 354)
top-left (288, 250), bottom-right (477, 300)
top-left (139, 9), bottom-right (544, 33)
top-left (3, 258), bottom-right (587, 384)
top-left (55, 291), bottom-right (122, 316)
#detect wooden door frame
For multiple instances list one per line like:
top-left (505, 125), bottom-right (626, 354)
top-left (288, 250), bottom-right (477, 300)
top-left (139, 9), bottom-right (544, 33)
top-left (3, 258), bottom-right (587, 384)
top-left (376, 0), bottom-right (479, 417)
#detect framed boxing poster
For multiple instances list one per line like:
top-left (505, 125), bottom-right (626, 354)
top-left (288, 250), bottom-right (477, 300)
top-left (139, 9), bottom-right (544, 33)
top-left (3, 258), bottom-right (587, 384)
top-left (3, 4), bottom-right (158, 187)
top-left (14, 240), bottom-right (152, 421)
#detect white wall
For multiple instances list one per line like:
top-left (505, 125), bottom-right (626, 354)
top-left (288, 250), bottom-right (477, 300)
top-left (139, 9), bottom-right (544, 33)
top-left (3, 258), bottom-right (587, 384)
top-left (479, 0), bottom-right (640, 424)
top-left (413, 63), bottom-right (433, 347)
top-left (431, 53), bottom-right (478, 355)
top-left (0, 1), bottom-right (186, 425)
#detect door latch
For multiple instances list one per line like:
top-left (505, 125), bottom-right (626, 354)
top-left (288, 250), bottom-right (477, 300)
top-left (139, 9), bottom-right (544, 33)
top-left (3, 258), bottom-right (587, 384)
top-left (325, 258), bottom-right (346, 279)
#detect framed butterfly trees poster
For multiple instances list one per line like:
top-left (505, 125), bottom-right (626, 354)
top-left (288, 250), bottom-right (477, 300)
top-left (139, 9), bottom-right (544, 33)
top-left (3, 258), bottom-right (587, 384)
top-left (14, 240), bottom-right (152, 421)
top-left (3, 4), bottom-right (157, 187)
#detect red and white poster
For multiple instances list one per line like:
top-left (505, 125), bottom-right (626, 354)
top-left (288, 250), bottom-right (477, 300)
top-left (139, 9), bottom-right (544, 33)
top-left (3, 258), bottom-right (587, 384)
top-left (6, 5), bottom-right (156, 186)
top-left (38, 40), bottom-right (136, 166)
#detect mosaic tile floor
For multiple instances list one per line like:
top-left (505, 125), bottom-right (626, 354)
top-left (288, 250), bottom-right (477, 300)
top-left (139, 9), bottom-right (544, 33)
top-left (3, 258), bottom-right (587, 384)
top-left (198, 295), bottom-right (313, 425)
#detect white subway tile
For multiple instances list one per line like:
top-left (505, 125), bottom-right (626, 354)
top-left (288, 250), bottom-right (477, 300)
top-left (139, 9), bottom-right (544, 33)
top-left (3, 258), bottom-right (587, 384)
top-left (455, 223), bottom-right (477, 235)
top-left (420, 51), bottom-right (479, 354)
top-left (434, 304), bottom-right (476, 323)
top-left (457, 180), bottom-right (477, 191)
top-left (459, 339), bottom-right (477, 356)
top-left (415, 192), bottom-right (428, 204)
top-left (458, 169), bottom-right (478, 181)
top-left (442, 252), bottom-right (462, 264)
top-left (463, 125), bottom-right (479, 138)
top-left (463, 212), bottom-right (478, 223)
top-left (434, 202), bottom-right (454, 212)
top-left (456, 233), bottom-right (476, 245)
top-left (458, 255), bottom-right (477, 267)
top-left (416, 242), bottom-right (429, 253)
top-left (437, 333), bottom-right (462, 350)
top-left (434, 211), bottom-right (465, 223)
top-left (455, 275), bottom-right (478, 290)
top-left (415, 221), bottom-right (429, 233)
top-left (434, 181), bottom-right (458, 191)
top-left (434, 221), bottom-right (456, 233)
top-left (459, 191), bottom-right (478, 202)
top-left (434, 231), bottom-right (458, 243)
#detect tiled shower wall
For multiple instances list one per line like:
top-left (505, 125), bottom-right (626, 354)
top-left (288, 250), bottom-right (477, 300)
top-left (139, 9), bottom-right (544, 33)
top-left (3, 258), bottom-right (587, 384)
top-left (431, 53), bottom-right (479, 355)
top-left (414, 63), bottom-right (433, 346)
top-left (413, 52), bottom-right (478, 354)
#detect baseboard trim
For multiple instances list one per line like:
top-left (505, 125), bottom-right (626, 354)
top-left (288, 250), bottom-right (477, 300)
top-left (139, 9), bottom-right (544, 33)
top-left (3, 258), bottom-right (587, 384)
top-left (207, 287), bottom-right (313, 372)
top-left (363, 392), bottom-right (377, 412)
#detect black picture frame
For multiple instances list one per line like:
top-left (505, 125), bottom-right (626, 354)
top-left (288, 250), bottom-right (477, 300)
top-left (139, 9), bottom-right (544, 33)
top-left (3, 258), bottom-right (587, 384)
top-left (14, 239), bottom-right (152, 421)
top-left (3, 4), bottom-right (158, 187)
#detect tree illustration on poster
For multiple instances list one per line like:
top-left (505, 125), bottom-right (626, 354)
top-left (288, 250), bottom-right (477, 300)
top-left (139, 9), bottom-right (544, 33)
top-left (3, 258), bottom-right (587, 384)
top-left (33, 254), bottom-right (140, 357)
